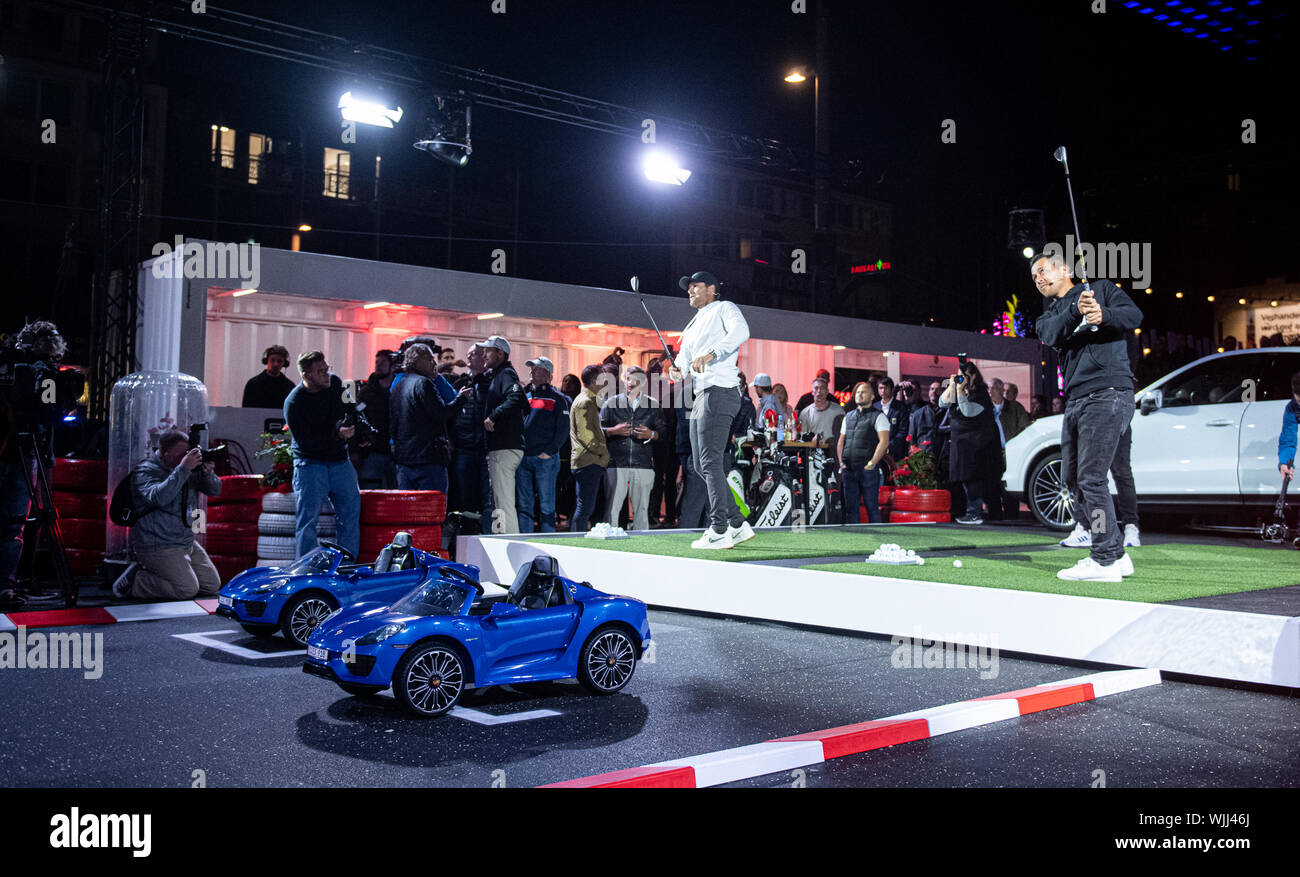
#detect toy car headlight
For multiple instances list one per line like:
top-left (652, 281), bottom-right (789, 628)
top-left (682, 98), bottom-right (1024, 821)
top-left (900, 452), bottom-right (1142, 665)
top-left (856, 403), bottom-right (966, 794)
top-left (356, 622), bottom-right (405, 645)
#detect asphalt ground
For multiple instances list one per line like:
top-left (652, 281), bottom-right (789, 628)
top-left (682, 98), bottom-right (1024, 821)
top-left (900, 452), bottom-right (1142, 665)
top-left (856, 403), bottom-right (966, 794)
top-left (2, 607), bottom-right (1296, 788)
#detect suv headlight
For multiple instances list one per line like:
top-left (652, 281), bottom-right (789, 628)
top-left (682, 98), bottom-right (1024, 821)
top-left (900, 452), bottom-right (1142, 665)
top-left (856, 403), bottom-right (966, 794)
top-left (356, 623), bottom-right (405, 645)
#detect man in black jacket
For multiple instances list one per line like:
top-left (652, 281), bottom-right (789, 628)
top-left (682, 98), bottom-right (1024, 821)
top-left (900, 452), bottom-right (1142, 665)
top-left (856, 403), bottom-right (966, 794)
top-left (1032, 251), bottom-right (1143, 582)
top-left (242, 344), bottom-right (296, 409)
top-left (517, 356), bottom-right (570, 533)
top-left (390, 344), bottom-right (470, 491)
top-left (480, 335), bottom-right (527, 533)
top-left (600, 365), bottom-right (665, 531)
top-left (450, 344), bottom-right (493, 523)
top-left (873, 376), bottom-right (911, 462)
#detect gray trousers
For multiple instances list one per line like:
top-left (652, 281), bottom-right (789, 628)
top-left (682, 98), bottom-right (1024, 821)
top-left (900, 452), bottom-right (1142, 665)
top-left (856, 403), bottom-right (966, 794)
top-left (690, 385), bottom-right (744, 533)
top-left (487, 449), bottom-right (524, 534)
top-left (677, 453), bottom-right (709, 530)
top-left (605, 467), bottom-right (654, 531)
top-left (133, 541), bottom-right (222, 602)
top-left (1061, 388), bottom-right (1133, 565)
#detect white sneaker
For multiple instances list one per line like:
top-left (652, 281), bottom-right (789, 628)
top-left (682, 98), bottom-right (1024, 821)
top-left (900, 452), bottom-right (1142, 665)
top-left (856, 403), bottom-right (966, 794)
top-left (1124, 524), bottom-right (1141, 547)
top-left (1115, 553), bottom-right (1134, 577)
top-left (1060, 524), bottom-right (1092, 548)
top-left (1057, 556), bottom-right (1122, 582)
top-left (111, 562), bottom-right (137, 598)
top-left (726, 521), bottom-right (755, 545)
top-left (691, 529), bottom-right (734, 550)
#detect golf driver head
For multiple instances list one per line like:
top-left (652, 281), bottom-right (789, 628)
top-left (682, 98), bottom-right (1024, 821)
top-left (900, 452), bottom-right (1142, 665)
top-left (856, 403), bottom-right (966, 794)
top-left (630, 275), bottom-right (639, 293)
top-left (1053, 146), bottom-right (1067, 163)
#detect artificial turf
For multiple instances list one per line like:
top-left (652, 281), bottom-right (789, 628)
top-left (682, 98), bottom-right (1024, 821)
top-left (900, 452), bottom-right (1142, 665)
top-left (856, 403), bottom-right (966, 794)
top-left (804, 543), bottom-right (1300, 603)
top-left (524, 524), bottom-right (1057, 562)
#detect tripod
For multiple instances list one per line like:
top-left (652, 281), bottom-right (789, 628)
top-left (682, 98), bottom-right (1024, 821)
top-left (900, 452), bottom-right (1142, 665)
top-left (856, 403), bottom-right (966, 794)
top-left (14, 431), bottom-right (76, 607)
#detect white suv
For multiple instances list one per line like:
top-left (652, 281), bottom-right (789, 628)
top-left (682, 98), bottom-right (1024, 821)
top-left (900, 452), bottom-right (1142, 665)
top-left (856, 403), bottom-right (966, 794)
top-left (1006, 348), bottom-right (1300, 530)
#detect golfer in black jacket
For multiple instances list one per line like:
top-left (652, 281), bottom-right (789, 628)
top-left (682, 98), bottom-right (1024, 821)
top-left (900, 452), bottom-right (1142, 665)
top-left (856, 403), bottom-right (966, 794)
top-left (1032, 252), bottom-right (1143, 582)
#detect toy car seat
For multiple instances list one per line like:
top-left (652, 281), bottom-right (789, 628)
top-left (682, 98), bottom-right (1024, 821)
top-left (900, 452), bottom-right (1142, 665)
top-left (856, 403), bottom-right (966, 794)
top-left (508, 555), bottom-right (562, 610)
top-left (373, 532), bottom-right (416, 574)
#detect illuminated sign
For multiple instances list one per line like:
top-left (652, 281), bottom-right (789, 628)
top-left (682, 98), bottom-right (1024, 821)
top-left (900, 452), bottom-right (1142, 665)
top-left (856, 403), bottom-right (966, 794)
top-left (850, 259), bottom-right (892, 274)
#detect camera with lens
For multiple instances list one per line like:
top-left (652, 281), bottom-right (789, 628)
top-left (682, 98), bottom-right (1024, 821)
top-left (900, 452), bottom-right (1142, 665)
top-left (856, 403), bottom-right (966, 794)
top-left (187, 422), bottom-right (228, 465)
top-left (955, 352), bottom-right (969, 383)
top-left (1, 321), bottom-right (83, 442)
top-left (337, 401), bottom-right (377, 447)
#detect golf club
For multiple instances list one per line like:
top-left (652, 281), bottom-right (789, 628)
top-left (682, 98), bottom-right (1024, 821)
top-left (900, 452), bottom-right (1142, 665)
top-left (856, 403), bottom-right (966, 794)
top-left (1054, 146), bottom-right (1098, 335)
top-left (632, 274), bottom-right (677, 364)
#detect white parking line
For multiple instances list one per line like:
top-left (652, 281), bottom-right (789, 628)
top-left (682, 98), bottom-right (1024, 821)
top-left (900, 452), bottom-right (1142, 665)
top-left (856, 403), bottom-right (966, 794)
top-left (450, 706), bottom-right (562, 725)
top-left (172, 629), bottom-right (305, 660)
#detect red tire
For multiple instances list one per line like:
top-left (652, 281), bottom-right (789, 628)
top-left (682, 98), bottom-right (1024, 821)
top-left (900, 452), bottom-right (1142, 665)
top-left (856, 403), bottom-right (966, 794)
top-left (213, 475), bottom-right (266, 504)
top-left (360, 524), bottom-right (442, 556)
top-left (888, 510), bottom-right (951, 523)
top-left (878, 486), bottom-right (894, 507)
top-left (206, 501), bottom-right (261, 523)
top-left (360, 490), bottom-right (447, 524)
top-left (203, 523), bottom-right (260, 555)
top-left (57, 518), bottom-right (106, 550)
top-left (52, 458), bottom-right (108, 493)
top-left (208, 553), bottom-right (259, 584)
top-left (64, 547), bottom-right (101, 576)
top-left (893, 488), bottom-right (950, 513)
top-left (55, 492), bottom-right (107, 519)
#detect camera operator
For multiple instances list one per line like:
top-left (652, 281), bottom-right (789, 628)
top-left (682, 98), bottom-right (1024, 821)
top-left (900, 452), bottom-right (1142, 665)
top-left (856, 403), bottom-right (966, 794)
top-left (113, 429), bottom-right (223, 601)
top-left (1, 321), bottom-right (75, 610)
top-left (355, 349), bottom-right (397, 489)
top-left (284, 351), bottom-right (361, 560)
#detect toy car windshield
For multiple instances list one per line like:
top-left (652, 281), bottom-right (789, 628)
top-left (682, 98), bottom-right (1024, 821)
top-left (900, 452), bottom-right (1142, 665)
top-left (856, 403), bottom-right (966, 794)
top-left (281, 549), bottom-right (339, 577)
top-left (391, 578), bottom-right (471, 617)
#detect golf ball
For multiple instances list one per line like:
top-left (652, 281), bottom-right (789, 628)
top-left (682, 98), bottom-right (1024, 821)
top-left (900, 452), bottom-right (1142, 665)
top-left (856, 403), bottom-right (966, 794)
top-left (953, 559), bottom-right (963, 568)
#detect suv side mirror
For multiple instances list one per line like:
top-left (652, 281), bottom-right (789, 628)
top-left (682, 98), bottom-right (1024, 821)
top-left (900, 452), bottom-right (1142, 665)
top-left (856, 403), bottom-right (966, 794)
top-left (1139, 390), bottom-right (1161, 415)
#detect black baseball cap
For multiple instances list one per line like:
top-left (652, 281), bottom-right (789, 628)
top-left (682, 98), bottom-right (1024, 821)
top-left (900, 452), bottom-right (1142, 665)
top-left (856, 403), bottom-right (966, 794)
top-left (678, 271), bottom-right (720, 291)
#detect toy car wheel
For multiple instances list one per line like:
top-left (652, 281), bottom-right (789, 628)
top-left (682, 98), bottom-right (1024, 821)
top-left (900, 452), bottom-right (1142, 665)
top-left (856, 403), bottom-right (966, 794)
top-left (394, 644), bottom-right (464, 718)
top-left (1028, 452), bottom-right (1074, 531)
top-left (280, 593), bottom-right (338, 647)
top-left (240, 623), bottom-right (279, 638)
top-left (578, 626), bottom-right (637, 695)
top-left (338, 683), bottom-right (383, 698)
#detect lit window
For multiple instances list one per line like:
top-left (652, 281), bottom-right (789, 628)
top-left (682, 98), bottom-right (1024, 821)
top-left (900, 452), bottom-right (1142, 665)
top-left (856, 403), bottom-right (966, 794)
top-left (248, 133), bottom-right (271, 184)
top-left (210, 125), bottom-right (235, 169)
top-left (323, 147), bottom-right (351, 199)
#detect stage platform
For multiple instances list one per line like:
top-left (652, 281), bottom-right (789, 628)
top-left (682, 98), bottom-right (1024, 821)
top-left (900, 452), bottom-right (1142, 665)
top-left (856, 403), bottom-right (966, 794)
top-left (458, 523), bottom-right (1300, 689)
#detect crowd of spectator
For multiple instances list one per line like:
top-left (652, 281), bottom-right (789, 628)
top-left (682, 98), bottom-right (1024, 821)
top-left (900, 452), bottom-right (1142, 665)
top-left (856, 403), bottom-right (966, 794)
top-left (230, 338), bottom-right (1070, 544)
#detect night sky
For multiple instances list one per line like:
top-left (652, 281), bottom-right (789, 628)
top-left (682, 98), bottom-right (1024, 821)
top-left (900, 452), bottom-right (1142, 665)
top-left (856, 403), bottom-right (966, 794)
top-left (99, 0), bottom-right (1300, 334)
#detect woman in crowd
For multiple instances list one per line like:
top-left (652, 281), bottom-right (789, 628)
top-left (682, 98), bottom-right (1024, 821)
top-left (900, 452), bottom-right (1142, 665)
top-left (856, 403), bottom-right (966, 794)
top-left (771, 383), bottom-right (796, 427)
top-left (938, 360), bottom-right (1002, 525)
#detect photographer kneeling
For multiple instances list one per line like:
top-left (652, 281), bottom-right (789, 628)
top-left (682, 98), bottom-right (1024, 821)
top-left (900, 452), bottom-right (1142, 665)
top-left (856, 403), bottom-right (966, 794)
top-left (116, 429), bottom-right (223, 601)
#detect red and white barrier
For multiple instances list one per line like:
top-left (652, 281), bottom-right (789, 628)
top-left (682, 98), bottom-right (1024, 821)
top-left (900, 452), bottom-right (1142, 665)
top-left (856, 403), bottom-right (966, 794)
top-left (541, 668), bottom-right (1161, 788)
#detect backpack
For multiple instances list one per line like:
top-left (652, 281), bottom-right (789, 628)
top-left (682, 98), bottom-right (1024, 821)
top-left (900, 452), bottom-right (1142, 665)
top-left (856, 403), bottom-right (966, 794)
top-left (109, 471), bottom-right (166, 528)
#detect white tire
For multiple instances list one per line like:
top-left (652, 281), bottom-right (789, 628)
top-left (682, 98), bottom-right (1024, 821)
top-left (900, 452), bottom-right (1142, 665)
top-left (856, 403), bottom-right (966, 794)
top-left (256, 558), bottom-right (286, 569)
top-left (256, 535), bottom-right (299, 559)
top-left (258, 511), bottom-right (335, 537)
top-left (262, 492), bottom-right (335, 516)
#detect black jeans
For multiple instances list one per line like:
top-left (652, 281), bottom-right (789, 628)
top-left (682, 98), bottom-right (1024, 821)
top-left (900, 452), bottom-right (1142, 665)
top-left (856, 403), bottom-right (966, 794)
top-left (1109, 422), bottom-right (1138, 529)
top-left (648, 442), bottom-right (679, 524)
top-left (1061, 388), bottom-right (1133, 565)
top-left (571, 464), bottom-right (605, 532)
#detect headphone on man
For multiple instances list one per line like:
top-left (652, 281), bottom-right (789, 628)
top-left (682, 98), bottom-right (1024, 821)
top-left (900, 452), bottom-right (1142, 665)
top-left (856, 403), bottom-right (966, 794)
top-left (262, 346), bottom-right (289, 365)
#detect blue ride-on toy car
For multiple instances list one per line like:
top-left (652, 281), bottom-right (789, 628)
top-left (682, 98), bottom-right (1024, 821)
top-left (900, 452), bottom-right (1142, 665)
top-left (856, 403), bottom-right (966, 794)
top-left (302, 554), bottom-right (652, 717)
top-left (216, 533), bottom-right (450, 647)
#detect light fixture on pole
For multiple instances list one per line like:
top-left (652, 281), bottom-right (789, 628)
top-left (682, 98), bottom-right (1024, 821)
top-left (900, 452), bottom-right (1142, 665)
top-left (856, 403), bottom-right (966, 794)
top-left (413, 92), bottom-right (472, 167)
top-left (338, 91), bottom-right (404, 128)
top-left (643, 150), bottom-right (692, 185)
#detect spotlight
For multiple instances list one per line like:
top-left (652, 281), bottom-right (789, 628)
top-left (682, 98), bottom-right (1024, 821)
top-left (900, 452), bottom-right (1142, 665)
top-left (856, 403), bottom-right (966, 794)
top-left (338, 91), bottom-right (404, 128)
top-left (1021, 246), bottom-right (1034, 258)
top-left (643, 150), bottom-right (692, 186)
top-left (413, 92), bottom-right (472, 167)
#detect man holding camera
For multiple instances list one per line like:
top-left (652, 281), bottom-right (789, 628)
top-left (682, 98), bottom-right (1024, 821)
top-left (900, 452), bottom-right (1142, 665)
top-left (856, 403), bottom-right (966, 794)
top-left (284, 351), bottom-right (361, 559)
top-left (115, 429), bottom-right (223, 601)
top-left (1032, 251), bottom-right (1143, 582)
top-left (1, 321), bottom-right (73, 610)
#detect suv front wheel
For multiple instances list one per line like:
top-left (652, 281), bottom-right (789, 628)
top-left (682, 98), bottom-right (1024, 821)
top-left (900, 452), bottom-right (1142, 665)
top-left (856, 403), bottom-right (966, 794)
top-left (1028, 452), bottom-right (1076, 531)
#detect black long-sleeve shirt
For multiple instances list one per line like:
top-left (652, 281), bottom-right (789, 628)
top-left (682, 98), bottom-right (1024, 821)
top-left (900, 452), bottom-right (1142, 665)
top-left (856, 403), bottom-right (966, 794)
top-left (284, 376), bottom-right (349, 462)
top-left (1036, 279), bottom-right (1143, 398)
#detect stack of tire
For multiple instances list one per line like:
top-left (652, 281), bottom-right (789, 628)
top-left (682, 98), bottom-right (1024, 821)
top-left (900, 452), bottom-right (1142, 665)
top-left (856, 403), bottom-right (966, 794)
top-left (204, 475), bottom-right (270, 583)
top-left (876, 484), bottom-right (894, 522)
top-left (52, 457), bottom-right (109, 577)
top-left (360, 490), bottom-right (448, 560)
top-left (889, 487), bottom-right (951, 523)
top-left (256, 492), bottom-right (334, 568)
